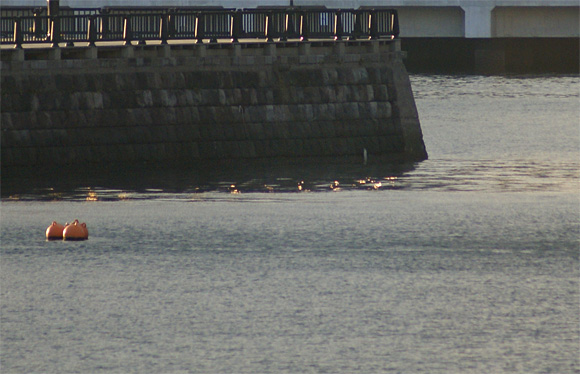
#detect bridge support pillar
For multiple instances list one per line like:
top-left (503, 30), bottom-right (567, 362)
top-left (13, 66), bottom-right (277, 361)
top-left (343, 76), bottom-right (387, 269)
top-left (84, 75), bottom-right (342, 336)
top-left (299, 43), bottom-right (310, 56)
top-left (462, 5), bottom-right (494, 38)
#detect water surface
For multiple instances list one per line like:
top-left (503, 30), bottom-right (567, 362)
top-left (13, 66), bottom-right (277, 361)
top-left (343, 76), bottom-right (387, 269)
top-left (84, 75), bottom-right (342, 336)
top-left (1, 75), bottom-right (579, 373)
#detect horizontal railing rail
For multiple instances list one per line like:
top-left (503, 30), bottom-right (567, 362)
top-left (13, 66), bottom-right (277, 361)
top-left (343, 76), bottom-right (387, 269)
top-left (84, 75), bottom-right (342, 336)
top-left (1, 7), bottom-right (399, 47)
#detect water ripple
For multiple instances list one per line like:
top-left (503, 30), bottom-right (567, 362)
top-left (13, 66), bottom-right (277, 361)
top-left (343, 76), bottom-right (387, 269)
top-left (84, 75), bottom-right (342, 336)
top-left (3, 158), bottom-right (578, 201)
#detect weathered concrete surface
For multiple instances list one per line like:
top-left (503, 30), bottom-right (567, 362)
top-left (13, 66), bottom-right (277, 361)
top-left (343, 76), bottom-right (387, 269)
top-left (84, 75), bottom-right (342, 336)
top-left (0, 41), bottom-right (428, 167)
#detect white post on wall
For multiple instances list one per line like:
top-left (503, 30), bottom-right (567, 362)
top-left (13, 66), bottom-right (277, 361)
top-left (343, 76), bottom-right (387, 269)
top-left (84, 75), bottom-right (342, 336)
top-left (462, 5), bottom-right (494, 38)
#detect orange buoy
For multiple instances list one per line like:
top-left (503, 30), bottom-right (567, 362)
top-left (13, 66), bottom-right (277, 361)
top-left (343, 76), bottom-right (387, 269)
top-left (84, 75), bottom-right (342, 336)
top-left (80, 222), bottom-right (89, 239)
top-left (63, 220), bottom-right (88, 241)
top-left (46, 221), bottom-right (65, 240)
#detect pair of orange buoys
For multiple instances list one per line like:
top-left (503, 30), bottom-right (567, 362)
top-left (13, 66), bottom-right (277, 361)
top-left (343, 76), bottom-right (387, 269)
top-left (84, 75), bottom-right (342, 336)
top-left (46, 220), bottom-right (89, 241)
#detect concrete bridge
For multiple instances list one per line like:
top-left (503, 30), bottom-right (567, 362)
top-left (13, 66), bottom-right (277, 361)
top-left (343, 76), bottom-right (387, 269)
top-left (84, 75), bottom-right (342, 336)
top-left (4, 0), bottom-right (579, 38)
top-left (380, 0), bottom-right (578, 38)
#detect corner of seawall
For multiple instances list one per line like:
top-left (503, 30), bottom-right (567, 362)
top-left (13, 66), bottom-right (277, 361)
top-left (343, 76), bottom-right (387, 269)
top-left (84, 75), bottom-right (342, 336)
top-left (1, 40), bottom-right (427, 166)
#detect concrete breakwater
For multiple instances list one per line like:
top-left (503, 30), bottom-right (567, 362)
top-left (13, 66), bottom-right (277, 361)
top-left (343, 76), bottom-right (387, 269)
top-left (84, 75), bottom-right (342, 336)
top-left (0, 40), bottom-right (427, 167)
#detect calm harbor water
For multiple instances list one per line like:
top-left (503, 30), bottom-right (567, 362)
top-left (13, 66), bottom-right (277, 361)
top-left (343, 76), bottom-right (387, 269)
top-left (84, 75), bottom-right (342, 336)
top-left (1, 75), bottom-right (579, 373)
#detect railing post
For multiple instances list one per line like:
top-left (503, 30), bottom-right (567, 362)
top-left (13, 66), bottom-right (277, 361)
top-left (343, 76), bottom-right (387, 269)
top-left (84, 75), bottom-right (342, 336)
top-left (87, 15), bottom-right (97, 46)
top-left (230, 10), bottom-right (241, 43)
top-left (284, 10), bottom-right (297, 40)
top-left (123, 16), bottom-right (133, 46)
top-left (100, 9), bottom-right (109, 40)
top-left (47, 0), bottom-right (60, 47)
top-left (334, 10), bottom-right (343, 41)
top-left (279, 10), bottom-right (288, 41)
top-left (160, 14), bottom-right (169, 44)
top-left (195, 13), bottom-right (205, 43)
top-left (33, 8), bottom-right (45, 40)
top-left (369, 10), bottom-right (378, 40)
top-left (168, 13), bottom-right (176, 38)
top-left (392, 10), bottom-right (400, 38)
top-left (13, 18), bottom-right (23, 49)
top-left (266, 11), bottom-right (274, 42)
top-left (350, 10), bottom-right (361, 40)
top-left (300, 11), bottom-right (309, 41)
top-left (50, 16), bottom-right (61, 47)
top-left (47, 0), bottom-right (60, 17)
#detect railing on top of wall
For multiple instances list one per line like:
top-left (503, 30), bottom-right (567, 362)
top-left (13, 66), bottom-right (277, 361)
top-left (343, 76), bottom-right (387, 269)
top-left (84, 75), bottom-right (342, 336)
top-left (0, 7), bottom-right (399, 48)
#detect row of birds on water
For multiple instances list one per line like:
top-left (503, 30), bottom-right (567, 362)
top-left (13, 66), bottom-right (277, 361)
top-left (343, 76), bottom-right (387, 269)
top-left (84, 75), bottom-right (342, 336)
top-left (42, 178), bottom-right (386, 240)
top-left (46, 220), bottom-right (88, 241)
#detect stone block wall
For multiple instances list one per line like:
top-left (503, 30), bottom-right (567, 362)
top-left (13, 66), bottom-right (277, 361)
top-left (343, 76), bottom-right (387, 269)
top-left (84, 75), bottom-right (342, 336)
top-left (0, 41), bottom-right (427, 166)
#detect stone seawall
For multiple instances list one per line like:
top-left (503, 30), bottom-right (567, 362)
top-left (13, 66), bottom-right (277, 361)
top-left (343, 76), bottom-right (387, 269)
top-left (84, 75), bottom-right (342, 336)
top-left (0, 40), bottom-right (427, 167)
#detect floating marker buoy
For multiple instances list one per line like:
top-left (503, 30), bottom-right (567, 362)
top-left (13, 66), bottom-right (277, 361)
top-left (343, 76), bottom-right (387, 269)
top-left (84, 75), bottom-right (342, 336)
top-left (80, 222), bottom-right (89, 239)
top-left (63, 219), bottom-right (89, 241)
top-left (46, 221), bottom-right (65, 240)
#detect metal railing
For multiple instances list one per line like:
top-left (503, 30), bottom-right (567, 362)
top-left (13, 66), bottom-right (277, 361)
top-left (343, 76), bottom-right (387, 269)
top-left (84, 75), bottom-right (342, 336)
top-left (1, 7), bottom-right (399, 48)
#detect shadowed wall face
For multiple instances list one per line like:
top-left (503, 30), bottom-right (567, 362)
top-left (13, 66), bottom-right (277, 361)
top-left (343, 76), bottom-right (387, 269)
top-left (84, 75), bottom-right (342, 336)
top-left (0, 43), bottom-right (427, 166)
